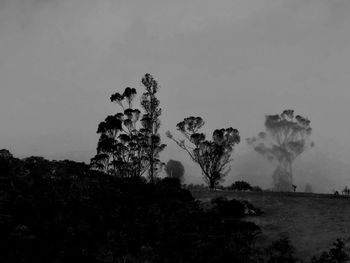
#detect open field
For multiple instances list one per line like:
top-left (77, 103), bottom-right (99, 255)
top-left (192, 190), bottom-right (350, 260)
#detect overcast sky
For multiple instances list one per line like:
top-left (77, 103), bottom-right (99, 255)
top-left (1, 0), bottom-right (350, 191)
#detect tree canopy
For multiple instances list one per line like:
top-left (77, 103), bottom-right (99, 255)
top-left (247, 110), bottom-right (313, 191)
top-left (90, 74), bottom-right (166, 181)
top-left (140, 74), bottom-right (165, 183)
top-left (164, 159), bottom-right (185, 182)
top-left (167, 116), bottom-right (240, 189)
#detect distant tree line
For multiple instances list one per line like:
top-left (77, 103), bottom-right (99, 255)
top-left (89, 74), bottom-right (314, 192)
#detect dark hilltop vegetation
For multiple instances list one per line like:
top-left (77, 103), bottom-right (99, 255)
top-left (1, 74), bottom-right (350, 263)
top-left (1, 151), bottom-right (350, 263)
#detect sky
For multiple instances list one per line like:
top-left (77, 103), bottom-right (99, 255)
top-left (1, 0), bottom-right (350, 192)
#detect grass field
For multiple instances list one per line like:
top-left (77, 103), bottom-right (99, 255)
top-left (191, 190), bottom-right (350, 260)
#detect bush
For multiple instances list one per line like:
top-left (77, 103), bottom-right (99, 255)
top-left (211, 196), bottom-right (246, 218)
top-left (311, 239), bottom-right (349, 263)
top-left (211, 197), bottom-right (263, 218)
top-left (251, 186), bottom-right (263, 192)
top-left (157, 177), bottom-right (181, 188)
top-left (230, 180), bottom-right (253, 191)
top-left (263, 235), bottom-right (299, 263)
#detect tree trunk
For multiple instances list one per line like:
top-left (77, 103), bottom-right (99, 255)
top-left (272, 159), bottom-right (293, 191)
top-left (149, 157), bottom-right (154, 184)
top-left (209, 178), bottom-right (216, 190)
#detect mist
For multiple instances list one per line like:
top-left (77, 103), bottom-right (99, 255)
top-left (1, 0), bottom-right (350, 193)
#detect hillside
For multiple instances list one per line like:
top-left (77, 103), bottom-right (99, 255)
top-left (192, 190), bottom-right (350, 260)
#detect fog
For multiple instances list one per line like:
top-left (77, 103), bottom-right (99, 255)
top-left (1, 0), bottom-right (350, 193)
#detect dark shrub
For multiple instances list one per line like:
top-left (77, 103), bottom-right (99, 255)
top-left (230, 180), bottom-right (253, 191)
top-left (211, 197), bottom-right (246, 218)
top-left (4, 152), bottom-right (345, 263)
top-left (0, 155), bottom-right (267, 263)
top-left (157, 177), bottom-right (181, 188)
top-left (311, 239), bottom-right (349, 263)
top-left (251, 186), bottom-right (263, 192)
top-left (211, 197), bottom-right (264, 219)
top-left (242, 200), bottom-right (264, 216)
top-left (263, 235), bottom-right (299, 263)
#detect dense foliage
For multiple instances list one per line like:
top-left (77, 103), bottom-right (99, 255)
top-left (90, 74), bottom-right (166, 182)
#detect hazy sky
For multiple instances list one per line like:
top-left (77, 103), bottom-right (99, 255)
top-left (1, 0), bottom-right (350, 191)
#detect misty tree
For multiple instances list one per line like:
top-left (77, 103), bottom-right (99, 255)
top-left (247, 110), bottom-right (313, 191)
top-left (90, 74), bottom-right (165, 181)
top-left (304, 183), bottom-right (313, 193)
top-left (342, 186), bottom-right (350, 196)
top-left (167, 117), bottom-right (240, 189)
top-left (164, 159), bottom-right (185, 182)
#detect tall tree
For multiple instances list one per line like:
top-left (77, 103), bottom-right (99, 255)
top-left (90, 74), bottom-right (165, 180)
top-left (140, 74), bottom-right (166, 183)
top-left (90, 87), bottom-right (148, 177)
top-left (167, 117), bottom-right (240, 189)
top-left (247, 110), bottom-right (313, 191)
top-left (164, 159), bottom-right (185, 182)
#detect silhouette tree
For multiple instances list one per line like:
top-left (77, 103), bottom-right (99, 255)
top-left (247, 110), bottom-right (313, 191)
top-left (167, 116), bottom-right (240, 189)
top-left (140, 74), bottom-right (166, 183)
top-left (341, 186), bottom-right (350, 196)
top-left (164, 159), bottom-right (185, 182)
top-left (91, 87), bottom-right (145, 177)
top-left (91, 74), bottom-right (165, 180)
